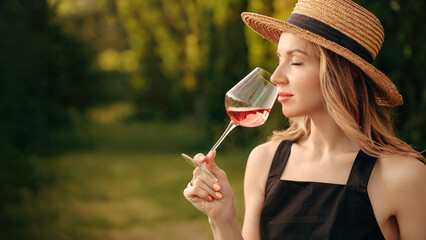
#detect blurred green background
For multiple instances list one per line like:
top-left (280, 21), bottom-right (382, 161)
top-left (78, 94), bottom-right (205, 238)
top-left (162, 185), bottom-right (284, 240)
top-left (0, 0), bottom-right (424, 239)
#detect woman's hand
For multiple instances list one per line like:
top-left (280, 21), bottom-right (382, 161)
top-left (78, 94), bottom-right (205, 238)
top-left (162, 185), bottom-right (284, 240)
top-left (183, 151), bottom-right (236, 223)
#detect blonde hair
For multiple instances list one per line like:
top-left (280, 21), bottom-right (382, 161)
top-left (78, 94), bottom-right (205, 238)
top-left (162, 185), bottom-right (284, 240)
top-left (271, 44), bottom-right (425, 161)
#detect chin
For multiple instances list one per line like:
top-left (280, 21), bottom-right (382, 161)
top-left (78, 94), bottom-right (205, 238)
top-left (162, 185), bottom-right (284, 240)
top-left (281, 101), bottom-right (323, 118)
top-left (281, 105), bottom-right (297, 118)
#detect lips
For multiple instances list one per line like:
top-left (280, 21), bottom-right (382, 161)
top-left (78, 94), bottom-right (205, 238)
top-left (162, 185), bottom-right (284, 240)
top-left (278, 92), bottom-right (293, 103)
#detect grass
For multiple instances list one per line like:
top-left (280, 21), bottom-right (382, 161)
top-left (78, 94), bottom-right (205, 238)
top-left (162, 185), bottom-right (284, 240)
top-left (5, 121), bottom-right (252, 240)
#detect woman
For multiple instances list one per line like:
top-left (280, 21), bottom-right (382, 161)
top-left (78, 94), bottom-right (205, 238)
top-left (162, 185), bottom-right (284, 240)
top-left (183, 0), bottom-right (426, 239)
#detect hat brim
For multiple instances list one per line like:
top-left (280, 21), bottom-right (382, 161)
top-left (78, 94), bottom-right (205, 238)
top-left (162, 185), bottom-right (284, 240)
top-left (242, 12), bottom-right (403, 107)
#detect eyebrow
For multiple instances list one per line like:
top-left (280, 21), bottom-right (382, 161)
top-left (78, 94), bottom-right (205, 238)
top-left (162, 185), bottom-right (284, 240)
top-left (276, 49), bottom-right (308, 57)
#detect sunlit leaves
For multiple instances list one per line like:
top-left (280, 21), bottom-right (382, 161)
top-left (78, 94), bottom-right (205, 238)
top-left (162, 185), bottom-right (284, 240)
top-left (244, 0), bottom-right (297, 72)
top-left (97, 49), bottom-right (139, 72)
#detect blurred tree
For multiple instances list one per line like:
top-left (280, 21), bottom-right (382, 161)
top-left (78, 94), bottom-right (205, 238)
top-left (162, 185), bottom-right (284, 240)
top-left (45, 0), bottom-right (425, 152)
top-left (354, 0), bottom-right (426, 154)
top-left (113, 0), bottom-right (212, 120)
top-left (244, 0), bottom-right (296, 71)
top-left (0, 0), bottom-right (102, 152)
top-left (201, 0), bottom-right (250, 146)
top-left (0, 0), bottom-right (103, 235)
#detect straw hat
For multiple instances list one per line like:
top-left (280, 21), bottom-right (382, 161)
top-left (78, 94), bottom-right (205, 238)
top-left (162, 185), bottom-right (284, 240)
top-left (241, 0), bottom-right (403, 106)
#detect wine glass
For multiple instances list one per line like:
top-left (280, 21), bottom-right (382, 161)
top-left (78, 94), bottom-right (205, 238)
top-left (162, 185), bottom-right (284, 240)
top-left (181, 67), bottom-right (278, 180)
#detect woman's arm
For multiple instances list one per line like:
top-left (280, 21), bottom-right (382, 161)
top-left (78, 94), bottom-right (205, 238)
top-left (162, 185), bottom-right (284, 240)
top-left (242, 141), bottom-right (281, 240)
top-left (390, 158), bottom-right (426, 239)
top-left (370, 156), bottom-right (426, 240)
top-left (183, 151), bottom-right (243, 240)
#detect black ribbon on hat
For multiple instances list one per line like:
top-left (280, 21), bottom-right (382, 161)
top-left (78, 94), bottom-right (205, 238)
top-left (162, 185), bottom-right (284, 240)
top-left (287, 13), bottom-right (373, 63)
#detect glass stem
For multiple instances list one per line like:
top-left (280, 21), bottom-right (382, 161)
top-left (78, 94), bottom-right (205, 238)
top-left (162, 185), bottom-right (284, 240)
top-left (210, 121), bottom-right (238, 152)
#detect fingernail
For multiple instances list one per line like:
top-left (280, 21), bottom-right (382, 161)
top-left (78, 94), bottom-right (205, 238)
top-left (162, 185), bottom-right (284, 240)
top-left (215, 192), bottom-right (222, 199)
top-left (213, 183), bottom-right (221, 191)
top-left (208, 196), bottom-right (213, 202)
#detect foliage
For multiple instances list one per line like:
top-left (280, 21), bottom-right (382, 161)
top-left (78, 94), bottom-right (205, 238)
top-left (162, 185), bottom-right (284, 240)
top-left (1, 0), bottom-right (425, 237)
top-left (0, 0), bottom-right (104, 232)
top-left (353, 0), bottom-right (426, 152)
top-left (0, 0), bottom-right (103, 152)
top-left (44, 0), bottom-right (425, 150)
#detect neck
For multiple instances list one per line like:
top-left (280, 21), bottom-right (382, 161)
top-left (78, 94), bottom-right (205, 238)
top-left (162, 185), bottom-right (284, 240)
top-left (301, 110), bottom-right (359, 157)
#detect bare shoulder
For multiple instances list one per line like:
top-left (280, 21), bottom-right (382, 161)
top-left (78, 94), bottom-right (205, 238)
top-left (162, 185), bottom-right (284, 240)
top-left (247, 140), bottom-right (282, 168)
top-left (370, 156), bottom-right (426, 239)
top-left (370, 155), bottom-right (426, 212)
top-left (374, 155), bottom-right (426, 188)
top-left (247, 140), bottom-right (282, 174)
top-left (245, 140), bottom-right (282, 192)
top-left (368, 155), bottom-right (425, 236)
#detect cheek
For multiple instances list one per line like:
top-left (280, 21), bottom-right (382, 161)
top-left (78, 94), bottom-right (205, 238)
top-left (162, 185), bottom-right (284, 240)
top-left (295, 68), bottom-right (321, 97)
top-left (290, 68), bottom-right (323, 115)
top-left (280, 63), bottom-right (322, 117)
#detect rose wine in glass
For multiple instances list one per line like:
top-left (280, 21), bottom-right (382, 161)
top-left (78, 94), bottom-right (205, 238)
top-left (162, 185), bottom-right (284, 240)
top-left (182, 67), bottom-right (278, 180)
top-left (226, 107), bottom-right (271, 127)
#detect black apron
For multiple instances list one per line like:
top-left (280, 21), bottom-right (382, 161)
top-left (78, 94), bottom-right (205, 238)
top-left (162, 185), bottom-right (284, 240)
top-left (260, 141), bottom-right (385, 240)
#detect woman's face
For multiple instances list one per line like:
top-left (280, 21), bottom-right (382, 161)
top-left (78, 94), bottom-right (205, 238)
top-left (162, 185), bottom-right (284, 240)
top-left (271, 33), bottom-right (323, 118)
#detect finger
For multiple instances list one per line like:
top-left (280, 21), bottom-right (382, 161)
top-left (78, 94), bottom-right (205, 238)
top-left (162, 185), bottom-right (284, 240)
top-left (195, 152), bottom-right (211, 164)
top-left (191, 153), bottom-right (217, 181)
top-left (194, 153), bottom-right (206, 165)
top-left (187, 178), bottom-right (195, 188)
top-left (193, 167), bottom-right (222, 198)
top-left (183, 181), bottom-right (212, 202)
top-left (193, 167), bottom-right (219, 189)
top-left (198, 152), bottom-right (233, 200)
top-left (200, 151), bottom-right (227, 180)
top-left (191, 177), bottom-right (221, 199)
top-left (195, 152), bottom-right (226, 192)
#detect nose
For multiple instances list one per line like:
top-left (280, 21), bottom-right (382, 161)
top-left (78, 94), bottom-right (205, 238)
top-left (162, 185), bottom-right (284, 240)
top-left (270, 63), bottom-right (289, 86)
